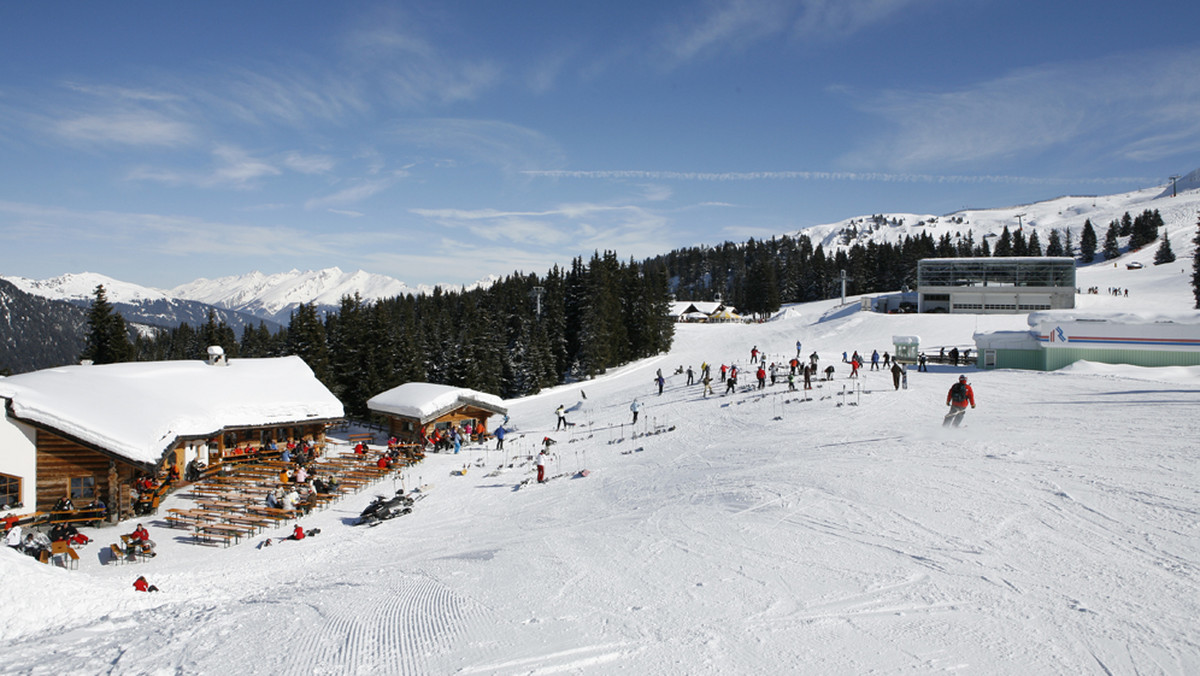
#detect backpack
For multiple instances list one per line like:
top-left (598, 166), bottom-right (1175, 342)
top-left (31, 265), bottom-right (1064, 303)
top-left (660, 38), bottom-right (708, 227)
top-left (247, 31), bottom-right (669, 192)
top-left (950, 382), bottom-right (968, 403)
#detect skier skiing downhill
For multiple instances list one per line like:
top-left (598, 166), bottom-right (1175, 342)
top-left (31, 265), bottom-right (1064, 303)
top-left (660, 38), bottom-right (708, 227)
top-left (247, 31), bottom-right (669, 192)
top-left (943, 375), bottom-right (976, 427)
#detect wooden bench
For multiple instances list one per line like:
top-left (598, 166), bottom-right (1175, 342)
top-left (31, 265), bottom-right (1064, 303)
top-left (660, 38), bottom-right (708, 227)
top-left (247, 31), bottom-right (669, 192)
top-left (42, 509), bottom-right (106, 527)
top-left (192, 526), bottom-right (235, 548)
top-left (119, 535), bottom-right (154, 562)
top-left (50, 540), bottom-right (80, 570)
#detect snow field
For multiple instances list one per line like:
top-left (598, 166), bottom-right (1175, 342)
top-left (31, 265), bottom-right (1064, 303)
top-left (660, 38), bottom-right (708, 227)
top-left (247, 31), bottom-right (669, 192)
top-left (2, 250), bottom-right (1198, 674)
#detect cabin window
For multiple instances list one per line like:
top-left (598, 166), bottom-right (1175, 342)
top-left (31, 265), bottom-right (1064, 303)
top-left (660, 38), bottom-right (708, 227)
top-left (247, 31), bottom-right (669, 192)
top-left (0, 473), bottom-right (21, 509)
top-left (69, 476), bottom-right (95, 500)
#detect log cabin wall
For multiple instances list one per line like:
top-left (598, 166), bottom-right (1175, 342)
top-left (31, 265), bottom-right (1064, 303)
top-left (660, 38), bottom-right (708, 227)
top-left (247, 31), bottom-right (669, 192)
top-left (35, 430), bottom-right (142, 520)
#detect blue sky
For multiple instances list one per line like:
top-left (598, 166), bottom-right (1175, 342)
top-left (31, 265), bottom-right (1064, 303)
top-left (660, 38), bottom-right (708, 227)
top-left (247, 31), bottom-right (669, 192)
top-left (2, 1), bottom-right (1198, 289)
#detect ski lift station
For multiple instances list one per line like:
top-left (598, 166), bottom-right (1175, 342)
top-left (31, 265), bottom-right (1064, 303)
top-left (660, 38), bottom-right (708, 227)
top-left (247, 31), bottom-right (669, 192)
top-left (973, 310), bottom-right (1200, 371)
top-left (917, 257), bottom-right (1076, 314)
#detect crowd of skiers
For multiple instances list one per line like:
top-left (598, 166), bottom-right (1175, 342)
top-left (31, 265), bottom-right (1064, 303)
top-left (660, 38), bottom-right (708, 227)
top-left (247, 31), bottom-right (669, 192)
top-left (614, 339), bottom-right (976, 425)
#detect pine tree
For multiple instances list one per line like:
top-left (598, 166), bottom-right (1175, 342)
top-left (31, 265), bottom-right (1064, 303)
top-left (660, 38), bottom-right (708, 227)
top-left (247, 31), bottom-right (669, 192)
top-left (1011, 229), bottom-right (1027, 256)
top-left (80, 284), bottom-right (134, 364)
top-left (1026, 230), bottom-right (1042, 256)
top-left (286, 303), bottom-right (332, 386)
top-left (994, 226), bottom-right (1013, 256)
top-left (1153, 230), bottom-right (1176, 265)
top-left (1045, 229), bottom-right (1063, 257)
top-left (1102, 223), bottom-right (1121, 260)
top-left (1193, 215), bottom-right (1200, 309)
top-left (1079, 220), bottom-right (1097, 263)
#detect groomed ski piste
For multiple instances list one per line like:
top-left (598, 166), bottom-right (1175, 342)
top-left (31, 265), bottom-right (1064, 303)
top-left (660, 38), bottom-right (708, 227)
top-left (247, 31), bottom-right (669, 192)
top-left (3, 245), bottom-right (1198, 674)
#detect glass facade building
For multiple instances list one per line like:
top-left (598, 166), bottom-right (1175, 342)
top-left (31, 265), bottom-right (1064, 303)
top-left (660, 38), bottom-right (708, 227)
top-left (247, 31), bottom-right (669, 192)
top-left (917, 257), bottom-right (1076, 314)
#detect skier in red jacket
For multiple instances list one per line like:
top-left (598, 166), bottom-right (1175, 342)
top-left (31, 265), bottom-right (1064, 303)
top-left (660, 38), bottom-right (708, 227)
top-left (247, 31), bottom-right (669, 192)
top-left (943, 375), bottom-right (976, 427)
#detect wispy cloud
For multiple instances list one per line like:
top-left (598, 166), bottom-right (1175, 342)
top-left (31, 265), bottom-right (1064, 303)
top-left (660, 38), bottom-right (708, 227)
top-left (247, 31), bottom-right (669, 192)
top-left (341, 11), bottom-right (502, 107)
top-left (283, 151), bottom-right (336, 174)
top-left (842, 46), bottom-right (1200, 172)
top-left (52, 111), bottom-right (195, 147)
top-left (128, 145), bottom-right (282, 189)
top-left (392, 119), bottom-right (566, 173)
top-left (304, 178), bottom-right (393, 210)
top-left (410, 199), bottom-right (674, 259)
top-left (0, 200), bottom-right (335, 260)
top-left (661, 0), bottom-right (930, 66)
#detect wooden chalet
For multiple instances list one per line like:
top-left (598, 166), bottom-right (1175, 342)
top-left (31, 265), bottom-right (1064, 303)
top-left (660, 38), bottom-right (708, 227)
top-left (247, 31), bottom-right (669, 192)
top-left (366, 382), bottom-right (508, 445)
top-left (0, 354), bottom-right (343, 523)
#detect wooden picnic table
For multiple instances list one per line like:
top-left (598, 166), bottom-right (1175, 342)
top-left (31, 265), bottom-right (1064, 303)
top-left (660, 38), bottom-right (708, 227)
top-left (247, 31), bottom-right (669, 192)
top-left (224, 515), bottom-right (271, 533)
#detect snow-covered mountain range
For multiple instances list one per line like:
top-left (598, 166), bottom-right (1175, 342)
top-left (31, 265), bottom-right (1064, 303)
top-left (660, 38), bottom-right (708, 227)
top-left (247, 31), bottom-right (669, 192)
top-left (168, 267), bottom-right (430, 324)
top-left (0, 271), bottom-right (279, 335)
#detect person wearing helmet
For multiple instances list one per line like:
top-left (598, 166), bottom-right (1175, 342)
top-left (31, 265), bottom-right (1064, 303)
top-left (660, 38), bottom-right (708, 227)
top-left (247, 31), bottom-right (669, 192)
top-left (943, 375), bottom-right (976, 427)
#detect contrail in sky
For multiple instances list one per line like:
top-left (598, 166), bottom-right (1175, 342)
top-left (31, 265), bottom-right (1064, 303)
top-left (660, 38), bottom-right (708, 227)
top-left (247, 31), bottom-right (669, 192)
top-left (522, 170), bottom-right (1155, 186)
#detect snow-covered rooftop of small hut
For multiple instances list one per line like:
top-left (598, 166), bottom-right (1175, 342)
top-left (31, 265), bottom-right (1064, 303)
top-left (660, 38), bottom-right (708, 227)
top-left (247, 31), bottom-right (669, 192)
top-left (0, 356), bottom-right (343, 466)
top-left (366, 382), bottom-right (506, 424)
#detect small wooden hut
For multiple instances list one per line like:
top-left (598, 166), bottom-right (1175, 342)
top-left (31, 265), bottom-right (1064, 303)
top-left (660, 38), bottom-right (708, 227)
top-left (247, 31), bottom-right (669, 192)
top-left (367, 383), bottom-right (507, 445)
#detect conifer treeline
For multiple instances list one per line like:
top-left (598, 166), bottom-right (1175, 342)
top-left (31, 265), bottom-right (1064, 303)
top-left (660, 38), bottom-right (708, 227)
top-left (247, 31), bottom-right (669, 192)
top-left (651, 210), bottom-right (1166, 312)
top-left (127, 251), bottom-right (674, 417)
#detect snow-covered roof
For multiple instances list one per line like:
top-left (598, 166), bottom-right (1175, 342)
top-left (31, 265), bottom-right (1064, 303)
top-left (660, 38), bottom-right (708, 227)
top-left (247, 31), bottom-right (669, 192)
top-left (973, 330), bottom-right (1041, 350)
top-left (892, 335), bottom-right (921, 345)
top-left (0, 356), bottom-right (343, 467)
top-left (670, 301), bottom-right (728, 316)
top-left (367, 382), bottom-right (507, 425)
top-left (1028, 310), bottom-right (1200, 327)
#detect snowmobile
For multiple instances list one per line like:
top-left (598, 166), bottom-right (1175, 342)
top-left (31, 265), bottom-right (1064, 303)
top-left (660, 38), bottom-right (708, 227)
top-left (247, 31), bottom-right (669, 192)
top-left (356, 489), bottom-right (414, 526)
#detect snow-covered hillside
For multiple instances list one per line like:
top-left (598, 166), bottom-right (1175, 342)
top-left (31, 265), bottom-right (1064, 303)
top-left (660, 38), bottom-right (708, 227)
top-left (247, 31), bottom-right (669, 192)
top-left (801, 173), bottom-right (1200, 258)
top-left (4, 247), bottom-right (1197, 674)
top-left (1, 271), bottom-right (172, 304)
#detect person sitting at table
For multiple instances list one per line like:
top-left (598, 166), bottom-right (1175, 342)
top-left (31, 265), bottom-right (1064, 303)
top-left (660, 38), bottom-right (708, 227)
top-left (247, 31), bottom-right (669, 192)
top-left (127, 523), bottom-right (156, 557)
top-left (293, 465), bottom-right (308, 484)
top-left (280, 446), bottom-right (291, 463)
top-left (278, 468), bottom-right (291, 484)
top-left (53, 496), bottom-right (76, 513)
top-left (265, 490), bottom-right (280, 510)
top-left (281, 489), bottom-right (300, 513)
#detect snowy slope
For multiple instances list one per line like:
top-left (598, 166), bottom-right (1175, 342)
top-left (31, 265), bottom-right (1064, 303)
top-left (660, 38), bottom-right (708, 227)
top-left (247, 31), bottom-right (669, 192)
top-left (801, 176), bottom-right (1200, 258)
top-left (4, 245), bottom-right (1197, 674)
top-left (1, 271), bottom-right (172, 304)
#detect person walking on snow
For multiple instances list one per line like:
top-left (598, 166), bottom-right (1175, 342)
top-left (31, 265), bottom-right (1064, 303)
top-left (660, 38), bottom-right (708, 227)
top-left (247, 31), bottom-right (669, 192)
top-left (686, 366), bottom-right (694, 386)
top-left (655, 373), bottom-right (665, 395)
top-left (494, 424), bottom-right (506, 451)
top-left (630, 399), bottom-right (641, 425)
top-left (890, 362), bottom-right (904, 391)
top-left (871, 350), bottom-right (880, 371)
top-left (943, 375), bottom-right (976, 427)
top-left (796, 340), bottom-right (803, 358)
top-left (555, 404), bottom-right (567, 431)
top-left (536, 449), bottom-right (548, 483)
